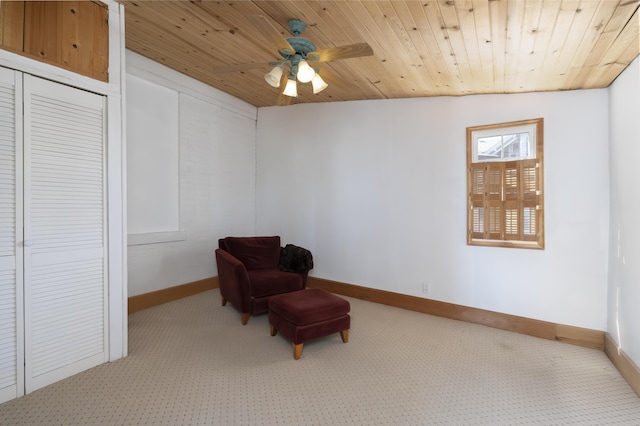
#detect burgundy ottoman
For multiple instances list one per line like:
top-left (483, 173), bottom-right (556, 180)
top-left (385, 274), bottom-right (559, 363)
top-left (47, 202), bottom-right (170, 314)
top-left (268, 288), bottom-right (350, 360)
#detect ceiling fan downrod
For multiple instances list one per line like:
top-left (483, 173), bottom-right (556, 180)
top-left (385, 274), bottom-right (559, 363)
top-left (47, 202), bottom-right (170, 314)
top-left (283, 19), bottom-right (316, 58)
top-left (288, 19), bottom-right (306, 36)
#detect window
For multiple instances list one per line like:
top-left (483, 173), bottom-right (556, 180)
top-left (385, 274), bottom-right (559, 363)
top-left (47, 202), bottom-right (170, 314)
top-left (467, 118), bottom-right (544, 249)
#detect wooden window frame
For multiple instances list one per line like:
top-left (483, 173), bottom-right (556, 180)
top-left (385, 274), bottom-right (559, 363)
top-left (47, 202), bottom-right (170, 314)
top-left (467, 118), bottom-right (544, 249)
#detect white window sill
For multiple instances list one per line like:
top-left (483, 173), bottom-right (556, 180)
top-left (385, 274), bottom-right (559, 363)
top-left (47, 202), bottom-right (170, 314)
top-left (127, 231), bottom-right (186, 246)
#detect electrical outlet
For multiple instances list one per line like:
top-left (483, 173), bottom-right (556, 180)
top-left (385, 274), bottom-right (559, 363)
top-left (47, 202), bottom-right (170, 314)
top-left (422, 282), bottom-right (430, 295)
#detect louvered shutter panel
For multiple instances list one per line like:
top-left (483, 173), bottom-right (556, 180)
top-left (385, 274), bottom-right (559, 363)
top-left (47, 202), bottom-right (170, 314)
top-left (485, 163), bottom-right (504, 240)
top-left (0, 68), bottom-right (23, 404)
top-left (521, 159), bottom-right (539, 241)
top-left (469, 163), bottom-right (504, 241)
top-left (23, 75), bottom-right (107, 393)
top-left (503, 161), bottom-right (519, 202)
top-left (503, 161), bottom-right (520, 240)
top-left (469, 163), bottom-right (485, 240)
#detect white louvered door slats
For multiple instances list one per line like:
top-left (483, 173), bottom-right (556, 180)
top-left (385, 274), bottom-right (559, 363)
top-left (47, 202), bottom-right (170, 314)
top-left (24, 75), bottom-right (107, 393)
top-left (0, 67), bottom-right (24, 404)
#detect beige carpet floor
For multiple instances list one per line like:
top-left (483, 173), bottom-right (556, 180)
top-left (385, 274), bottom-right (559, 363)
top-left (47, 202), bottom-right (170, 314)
top-left (1, 289), bottom-right (639, 425)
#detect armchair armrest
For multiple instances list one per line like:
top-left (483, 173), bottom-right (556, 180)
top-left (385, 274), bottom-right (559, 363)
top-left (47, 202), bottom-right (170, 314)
top-left (215, 249), bottom-right (252, 313)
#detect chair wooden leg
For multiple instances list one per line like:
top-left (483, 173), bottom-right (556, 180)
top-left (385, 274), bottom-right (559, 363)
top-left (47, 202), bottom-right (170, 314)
top-left (241, 312), bottom-right (250, 325)
top-left (221, 297), bottom-right (227, 306)
top-left (270, 325), bottom-right (277, 336)
top-left (293, 343), bottom-right (303, 360)
top-left (340, 329), bottom-right (349, 343)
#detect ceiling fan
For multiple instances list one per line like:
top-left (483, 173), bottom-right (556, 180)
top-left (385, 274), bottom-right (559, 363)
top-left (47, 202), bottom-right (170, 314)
top-left (212, 15), bottom-right (374, 106)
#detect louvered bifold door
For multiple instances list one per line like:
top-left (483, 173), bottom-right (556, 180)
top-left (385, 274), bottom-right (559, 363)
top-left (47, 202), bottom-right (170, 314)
top-left (0, 68), bottom-right (24, 403)
top-left (23, 75), bottom-right (107, 393)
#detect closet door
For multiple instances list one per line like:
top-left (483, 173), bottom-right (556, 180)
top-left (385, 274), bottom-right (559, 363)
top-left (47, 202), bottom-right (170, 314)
top-left (0, 68), bottom-right (24, 403)
top-left (23, 75), bottom-right (107, 392)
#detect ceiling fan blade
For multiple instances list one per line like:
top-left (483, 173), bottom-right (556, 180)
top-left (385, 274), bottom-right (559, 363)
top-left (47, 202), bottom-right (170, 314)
top-left (315, 66), bottom-right (341, 86)
top-left (276, 93), bottom-right (293, 106)
top-left (212, 62), bottom-right (269, 74)
top-left (248, 15), bottom-right (295, 56)
top-left (314, 66), bottom-right (351, 93)
top-left (308, 43), bottom-right (373, 62)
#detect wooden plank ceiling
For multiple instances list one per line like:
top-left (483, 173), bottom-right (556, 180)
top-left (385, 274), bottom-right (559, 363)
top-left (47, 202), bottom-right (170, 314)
top-left (121, 0), bottom-right (640, 108)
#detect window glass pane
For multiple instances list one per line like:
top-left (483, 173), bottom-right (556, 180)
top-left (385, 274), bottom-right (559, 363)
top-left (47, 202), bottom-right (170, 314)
top-left (503, 132), bottom-right (530, 159)
top-left (474, 129), bottom-right (533, 162)
top-left (477, 135), bottom-right (502, 161)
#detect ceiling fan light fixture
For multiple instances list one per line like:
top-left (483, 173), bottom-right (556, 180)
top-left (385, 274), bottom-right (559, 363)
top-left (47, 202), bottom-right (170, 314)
top-left (283, 78), bottom-right (298, 97)
top-left (312, 73), bottom-right (328, 94)
top-left (264, 66), bottom-right (283, 88)
top-left (296, 59), bottom-right (315, 83)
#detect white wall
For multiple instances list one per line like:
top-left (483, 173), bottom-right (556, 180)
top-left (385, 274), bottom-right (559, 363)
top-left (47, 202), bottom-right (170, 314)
top-left (126, 74), bottom-right (180, 235)
top-left (126, 52), bottom-right (257, 297)
top-left (608, 56), bottom-right (640, 367)
top-left (256, 89), bottom-right (610, 330)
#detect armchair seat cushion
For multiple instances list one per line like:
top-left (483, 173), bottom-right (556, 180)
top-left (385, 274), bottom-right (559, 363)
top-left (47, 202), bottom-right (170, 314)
top-left (248, 269), bottom-right (303, 298)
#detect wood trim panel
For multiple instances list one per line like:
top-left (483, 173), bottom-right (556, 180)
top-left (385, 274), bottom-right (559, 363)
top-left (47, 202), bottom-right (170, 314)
top-left (555, 324), bottom-right (605, 350)
top-left (128, 277), bottom-right (219, 314)
top-left (307, 276), bottom-right (604, 350)
top-left (605, 333), bottom-right (640, 398)
top-left (0, 1), bottom-right (25, 52)
top-left (1, 1), bottom-right (109, 82)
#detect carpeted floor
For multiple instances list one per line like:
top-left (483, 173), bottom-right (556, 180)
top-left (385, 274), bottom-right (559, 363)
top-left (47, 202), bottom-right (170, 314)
top-left (1, 289), bottom-right (639, 425)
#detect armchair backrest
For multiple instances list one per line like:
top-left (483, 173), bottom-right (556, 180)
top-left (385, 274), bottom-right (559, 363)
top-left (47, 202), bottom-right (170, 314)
top-left (219, 236), bottom-right (281, 270)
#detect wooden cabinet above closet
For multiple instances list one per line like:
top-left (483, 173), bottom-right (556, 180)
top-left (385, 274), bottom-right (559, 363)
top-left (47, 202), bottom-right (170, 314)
top-left (0, 1), bottom-right (108, 82)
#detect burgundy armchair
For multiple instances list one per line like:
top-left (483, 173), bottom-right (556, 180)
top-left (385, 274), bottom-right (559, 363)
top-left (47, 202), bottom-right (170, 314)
top-left (215, 236), bottom-right (313, 325)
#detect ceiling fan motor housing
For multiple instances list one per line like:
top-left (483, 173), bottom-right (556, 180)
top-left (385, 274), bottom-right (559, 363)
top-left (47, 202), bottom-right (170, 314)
top-left (285, 37), bottom-right (316, 57)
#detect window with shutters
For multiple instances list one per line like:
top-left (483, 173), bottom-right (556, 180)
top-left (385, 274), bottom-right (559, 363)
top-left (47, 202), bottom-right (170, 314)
top-left (467, 118), bottom-right (544, 249)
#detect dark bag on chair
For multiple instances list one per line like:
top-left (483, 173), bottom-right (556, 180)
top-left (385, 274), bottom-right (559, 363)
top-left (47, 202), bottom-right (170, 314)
top-left (279, 244), bottom-right (314, 273)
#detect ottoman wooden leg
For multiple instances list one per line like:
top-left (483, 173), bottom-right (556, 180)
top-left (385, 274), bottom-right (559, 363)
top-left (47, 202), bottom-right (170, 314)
top-left (221, 297), bottom-right (227, 306)
top-left (270, 325), bottom-right (277, 336)
top-left (241, 312), bottom-right (250, 325)
top-left (340, 329), bottom-right (349, 343)
top-left (293, 343), bottom-right (304, 360)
